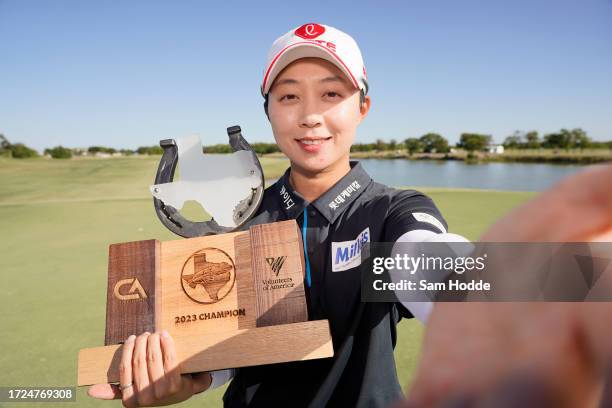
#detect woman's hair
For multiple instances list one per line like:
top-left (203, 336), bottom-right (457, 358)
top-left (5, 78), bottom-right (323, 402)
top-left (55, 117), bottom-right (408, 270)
top-left (263, 89), bottom-right (366, 120)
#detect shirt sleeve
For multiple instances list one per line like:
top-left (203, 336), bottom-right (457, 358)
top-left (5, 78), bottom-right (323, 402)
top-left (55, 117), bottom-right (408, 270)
top-left (383, 190), bottom-right (448, 243)
top-left (391, 230), bottom-right (471, 323)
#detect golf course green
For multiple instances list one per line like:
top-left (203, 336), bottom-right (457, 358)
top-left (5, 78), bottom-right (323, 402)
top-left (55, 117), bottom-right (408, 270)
top-left (0, 156), bottom-right (535, 407)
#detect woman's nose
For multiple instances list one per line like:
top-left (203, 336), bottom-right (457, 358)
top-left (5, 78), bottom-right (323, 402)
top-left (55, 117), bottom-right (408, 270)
top-left (299, 100), bottom-right (322, 129)
top-left (299, 114), bottom-right (322, 128)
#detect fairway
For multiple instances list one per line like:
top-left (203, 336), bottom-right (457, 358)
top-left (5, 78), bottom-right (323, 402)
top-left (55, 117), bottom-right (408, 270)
top-left (0, 157), bottom-right (534, 407)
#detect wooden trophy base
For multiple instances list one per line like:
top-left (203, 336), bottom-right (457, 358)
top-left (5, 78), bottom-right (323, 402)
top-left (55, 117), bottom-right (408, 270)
top-left (77, 220), bottom-right (334, 386)
top-left (78, 320), bottom-right (332, 385)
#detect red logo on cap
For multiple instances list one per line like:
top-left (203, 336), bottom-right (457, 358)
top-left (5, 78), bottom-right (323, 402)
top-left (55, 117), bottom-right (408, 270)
top-left (294, 23), bottom-right (325, 39)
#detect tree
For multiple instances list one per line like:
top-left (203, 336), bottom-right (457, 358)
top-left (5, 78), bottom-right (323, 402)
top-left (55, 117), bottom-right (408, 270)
top-left (571, 128), bottom-right (591, 150)
top-left (0, 134), bottom-right (9, 150)
top-left (136, 145), bottom-right (164, 155)
top-left (543, 131), bottom-right (569, 149)
top-left (542, 128), bottom-right (590, 150)
top-left (10, 143), bottom-right (39, 158)
top-left (388, 139), bottom-right (397, 151)
top-left (457, 133), bottom-right (491, 152)
top-left (46, 146), bottom-right (72, 159)
top-left (0, 135), bottom-right (39, 158)
top-left (375, 138), bottom-right (386, 151)
top-left (0, 133), bottom-right (10, 157)
top-left (88, 146), bottom-right (117, 155)
top-left (351, 143), bottom-right (376, 152)
top-left (250, 143), bottom-right (280, 154)
top-left (525, 131), bottom-right (540, 149)
top-left (503, 134), bottom-right (522, 149)
top-left (404, 138), bottom-right (423, 156)
top-left (202, 144), bottom-right (232, 154)
top-left (419, 133), bottom-right (449, 153)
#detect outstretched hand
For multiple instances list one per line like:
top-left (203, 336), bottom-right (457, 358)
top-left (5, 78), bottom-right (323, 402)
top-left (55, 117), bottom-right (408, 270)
top-left (405, 163), bottom-right (612, 407)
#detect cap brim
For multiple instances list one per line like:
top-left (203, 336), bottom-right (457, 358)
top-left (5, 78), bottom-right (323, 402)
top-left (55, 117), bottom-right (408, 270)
top-left (262, 42), bottom-right (359, 96)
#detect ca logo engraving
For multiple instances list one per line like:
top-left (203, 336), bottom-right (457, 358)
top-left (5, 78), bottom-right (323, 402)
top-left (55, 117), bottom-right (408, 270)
top-left (266, 256), bottom-right (287, 276)
top-left (113, 278), bottom-right (148, 301)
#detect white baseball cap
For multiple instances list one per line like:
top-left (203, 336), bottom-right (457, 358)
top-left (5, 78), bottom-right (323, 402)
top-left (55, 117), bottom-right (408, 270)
top-left (261, 23), bottom-right (368, 97)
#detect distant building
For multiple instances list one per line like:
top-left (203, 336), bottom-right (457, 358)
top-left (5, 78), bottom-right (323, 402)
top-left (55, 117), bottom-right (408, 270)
top-left (486, 144), bottom-right (505, 154)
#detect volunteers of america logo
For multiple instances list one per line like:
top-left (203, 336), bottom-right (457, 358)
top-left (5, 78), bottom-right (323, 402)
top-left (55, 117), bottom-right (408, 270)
top-left (180, 248), bottom-right (236, 304)
top-left (331, 227), bottom-right (370, 272)
top-left (328, 180), bottom-right (361, 210)
top-left (266, 256), bottom-right (287, 276)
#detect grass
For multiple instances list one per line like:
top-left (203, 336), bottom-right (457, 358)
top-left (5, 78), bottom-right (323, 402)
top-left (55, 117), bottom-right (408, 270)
top-left (0, 157), bottom-right (534, 407)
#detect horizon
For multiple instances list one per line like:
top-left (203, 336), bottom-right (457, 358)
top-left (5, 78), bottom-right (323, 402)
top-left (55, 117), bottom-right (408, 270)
top-left (1, 0), bottom-right (611, 152)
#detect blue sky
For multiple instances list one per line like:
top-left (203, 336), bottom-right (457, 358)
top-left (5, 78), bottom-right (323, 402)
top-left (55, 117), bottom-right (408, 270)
top-left (1, 0), bottom-right (611, 151)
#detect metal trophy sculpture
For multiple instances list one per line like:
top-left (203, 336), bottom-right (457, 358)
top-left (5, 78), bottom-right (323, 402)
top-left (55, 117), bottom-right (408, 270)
top-left (77, 126), bottom-right (333, 386)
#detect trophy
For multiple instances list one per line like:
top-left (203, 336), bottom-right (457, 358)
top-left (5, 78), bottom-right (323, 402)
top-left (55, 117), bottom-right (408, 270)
top-left (77, 127), bottom-right (333, 386)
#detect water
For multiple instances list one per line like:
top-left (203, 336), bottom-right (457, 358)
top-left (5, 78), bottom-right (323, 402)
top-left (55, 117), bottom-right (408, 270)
top-left (357, 159), bottom-right (586, 192)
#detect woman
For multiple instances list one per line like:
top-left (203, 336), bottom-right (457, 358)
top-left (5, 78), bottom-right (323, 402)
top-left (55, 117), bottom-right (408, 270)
top-left (90, 22), bottom-right (456, 407)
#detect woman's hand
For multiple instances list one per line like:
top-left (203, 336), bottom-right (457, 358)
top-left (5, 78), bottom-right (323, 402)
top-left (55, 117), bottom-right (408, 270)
top-left (87, 331), bottom-right (212, 407)
top-left (405, 163), bottom-right (612, 407)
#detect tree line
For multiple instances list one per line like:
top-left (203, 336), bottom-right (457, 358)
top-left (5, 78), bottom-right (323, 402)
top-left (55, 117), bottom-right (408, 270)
top-left (0, 134), bottom-right (167, 159)
top-left (502, 129), bottom-right (610, 150)
top-left (353, 129), bottom-right (612, 155)
top-left (2, 128), bottom-right (611, 159)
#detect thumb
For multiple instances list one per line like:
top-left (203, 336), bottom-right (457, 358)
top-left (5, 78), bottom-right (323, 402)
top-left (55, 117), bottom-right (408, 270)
top-left (87, 383), bottom-right (121, 400)
top-left (190, 372), bottom-right (212, 394)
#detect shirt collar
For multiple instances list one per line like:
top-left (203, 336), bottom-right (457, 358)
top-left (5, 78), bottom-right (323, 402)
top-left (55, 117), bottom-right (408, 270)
top-left (274, 168), bottom-right (308, 220)
top-left (274, 161), bottom-right (372, 223)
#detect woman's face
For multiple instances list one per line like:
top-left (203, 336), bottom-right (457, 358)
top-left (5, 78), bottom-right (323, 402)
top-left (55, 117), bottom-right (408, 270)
top-left (267, 57), bottom-right (370, 175)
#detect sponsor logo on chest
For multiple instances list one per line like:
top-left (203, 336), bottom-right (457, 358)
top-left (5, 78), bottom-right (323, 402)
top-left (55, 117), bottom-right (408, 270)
top-left (331, 227), bottom-right (370, 272)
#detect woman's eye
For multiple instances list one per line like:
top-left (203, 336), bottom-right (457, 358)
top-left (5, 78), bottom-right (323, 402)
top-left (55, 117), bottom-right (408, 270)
top-left (325, 92), bottom-right (341, 98)
top-left (280, 94), bottom-right (297, 101)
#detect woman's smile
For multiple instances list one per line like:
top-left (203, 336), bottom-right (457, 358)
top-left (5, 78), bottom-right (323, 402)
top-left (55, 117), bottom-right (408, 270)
top-left (295, 136), bottom-right (333, 152)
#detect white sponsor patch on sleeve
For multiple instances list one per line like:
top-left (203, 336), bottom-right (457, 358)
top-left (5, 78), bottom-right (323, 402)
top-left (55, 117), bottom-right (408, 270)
top-left (331, 227), bottom-right (370, 272)
top-left (412, 212), bottom-right (447, 233)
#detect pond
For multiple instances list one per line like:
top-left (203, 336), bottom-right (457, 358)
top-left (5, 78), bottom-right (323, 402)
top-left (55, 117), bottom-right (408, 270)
top-left (357, 159), bottom-right (587, 191)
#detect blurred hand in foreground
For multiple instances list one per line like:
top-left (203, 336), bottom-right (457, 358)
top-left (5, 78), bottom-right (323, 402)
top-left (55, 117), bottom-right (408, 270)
top-left (405, 163), bottom-right (612, 408)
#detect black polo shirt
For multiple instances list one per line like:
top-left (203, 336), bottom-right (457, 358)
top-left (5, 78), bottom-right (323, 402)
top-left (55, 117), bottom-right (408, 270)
top-left (223, 161), bottom-right (448, 408)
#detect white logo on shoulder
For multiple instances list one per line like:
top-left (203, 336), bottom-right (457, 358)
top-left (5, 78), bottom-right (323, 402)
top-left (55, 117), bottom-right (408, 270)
top-left (331, 227), bottom-right (370, 272)
top-left (412, 212), bottom-right (447, 233)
